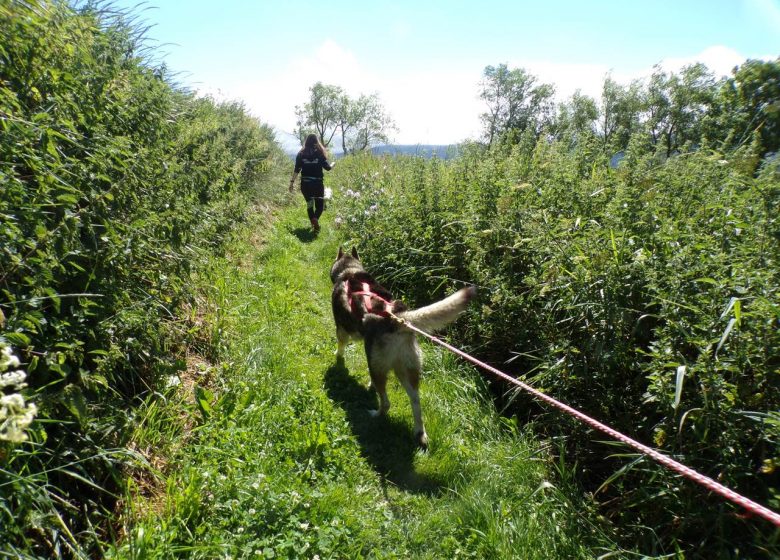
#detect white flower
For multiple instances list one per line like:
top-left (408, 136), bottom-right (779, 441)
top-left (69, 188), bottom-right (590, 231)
top-left (1, 346), bottom-right (20, 369)
top-left (1, 394), bottom-right (25, 410)
top-left (0, 370), bottom-right (27, 389)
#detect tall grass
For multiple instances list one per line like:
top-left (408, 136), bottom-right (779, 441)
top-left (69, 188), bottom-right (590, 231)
top-left (329, 139), bottom-right (780, 558)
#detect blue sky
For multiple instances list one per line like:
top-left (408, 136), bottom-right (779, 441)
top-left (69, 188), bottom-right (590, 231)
top-left (111, 0), bottom-right (780, 149)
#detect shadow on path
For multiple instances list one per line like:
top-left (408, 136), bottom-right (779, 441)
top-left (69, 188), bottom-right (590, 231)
top-left (289, 225), bottom-right (318, 243)
top-left (323, 360), bottom-right (445, 496)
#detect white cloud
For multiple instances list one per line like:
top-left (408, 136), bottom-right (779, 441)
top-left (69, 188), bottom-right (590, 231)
top-left (656, 45), bottom-right (746, 78)
top-left (198, 42), bottom-right (753, 147)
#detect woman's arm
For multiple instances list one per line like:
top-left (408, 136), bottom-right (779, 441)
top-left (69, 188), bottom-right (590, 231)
top-left (290, 152), bottom-right (303, 191)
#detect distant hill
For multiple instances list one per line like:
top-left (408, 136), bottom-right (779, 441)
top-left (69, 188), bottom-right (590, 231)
top-left (284, 144), bottom-right (460, 160)
top-left (370, 144), bottom-right (460, 159)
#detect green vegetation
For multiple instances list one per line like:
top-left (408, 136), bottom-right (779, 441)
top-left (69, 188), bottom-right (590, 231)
top-left (112, 206), bottom-right (622, 559)
top-left (0, 1), bottom-right (285, 556)
top-left (329, 61), bottom-right (780, 555)
top-left (2, 1), bottom-right (778, 558)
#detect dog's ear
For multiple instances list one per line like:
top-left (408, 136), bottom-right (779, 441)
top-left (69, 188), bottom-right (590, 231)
top-left (337, 246), bottom-right (344, 259)
top-left (351, 246), bottom-right (359, 260)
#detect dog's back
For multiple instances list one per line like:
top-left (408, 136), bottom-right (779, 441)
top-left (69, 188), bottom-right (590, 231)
top-left (331, 246), bottom-right (475, 337)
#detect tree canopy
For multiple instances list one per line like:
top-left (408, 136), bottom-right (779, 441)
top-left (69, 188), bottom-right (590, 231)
top-left (295, 82), bottom-right (395, 154)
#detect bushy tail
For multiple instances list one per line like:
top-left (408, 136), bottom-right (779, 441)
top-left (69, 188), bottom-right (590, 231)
top-left (397, 287), bottom-right (476, 332)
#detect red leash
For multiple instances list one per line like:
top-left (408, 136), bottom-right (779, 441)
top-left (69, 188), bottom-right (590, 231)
top-left (348, 288), bottom-right (780, 527)
top-left (403, 320), bottom-right (780, 527)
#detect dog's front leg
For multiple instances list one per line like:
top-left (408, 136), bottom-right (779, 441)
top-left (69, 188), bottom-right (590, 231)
top-left (398, 368), bottom-right (428, 450)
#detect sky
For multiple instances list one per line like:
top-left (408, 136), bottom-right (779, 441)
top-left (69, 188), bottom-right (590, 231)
top-left (110, 0), bottom-right (780, 151)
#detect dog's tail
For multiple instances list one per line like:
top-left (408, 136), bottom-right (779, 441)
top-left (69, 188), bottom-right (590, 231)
top-left (396, 286), bottom-right (476, 333)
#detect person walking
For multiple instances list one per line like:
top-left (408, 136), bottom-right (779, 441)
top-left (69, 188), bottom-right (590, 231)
top-left (289, 133), bottom-right (334, 232)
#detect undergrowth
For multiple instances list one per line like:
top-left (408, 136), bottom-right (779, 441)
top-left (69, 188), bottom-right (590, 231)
top-left (0, 2), bottom-right (286, 556)
top-left (329, 141), bottom-right (780, 558)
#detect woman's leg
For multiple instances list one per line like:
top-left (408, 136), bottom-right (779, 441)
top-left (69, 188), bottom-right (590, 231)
top-left (305, 196), bottom-right (316, 220)
top-left (314, 197), bottom-right (324, 219)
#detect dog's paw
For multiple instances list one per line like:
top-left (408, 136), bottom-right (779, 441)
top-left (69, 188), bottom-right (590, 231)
top-left (415, 430), bottom-right (429, 451)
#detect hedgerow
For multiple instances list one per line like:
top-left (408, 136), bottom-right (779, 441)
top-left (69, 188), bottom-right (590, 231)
top-left (332, 136), bottom-right (779, 557)
top-left (0, 1), bottom-right (284, 556)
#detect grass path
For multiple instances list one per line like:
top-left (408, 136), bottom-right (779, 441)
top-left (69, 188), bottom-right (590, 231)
top-left (113, 205), bottom-right (621, 559)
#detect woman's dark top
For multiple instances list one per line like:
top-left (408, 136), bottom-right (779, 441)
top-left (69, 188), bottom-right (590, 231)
top-left (294, 148), bottom-right (333, 186)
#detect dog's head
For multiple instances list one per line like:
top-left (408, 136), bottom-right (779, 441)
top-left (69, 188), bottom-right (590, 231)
top-left (330, 246), bottom-right (363, 284)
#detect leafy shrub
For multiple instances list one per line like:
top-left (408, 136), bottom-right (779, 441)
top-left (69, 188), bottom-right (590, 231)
top-left (0, 1), bottom-right (284, 555)
top-left (331, 138), bottom-right (779, 557)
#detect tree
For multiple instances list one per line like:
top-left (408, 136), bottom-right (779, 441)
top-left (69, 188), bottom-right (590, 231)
top-left (295, 83), bottom-right (394, 153)
top-left (552, 90), bottom-right (598, 143)
top-left (716, 58), bottom-right (780, 155)
top-left (598, 75), bottom-right (643, 151)
top-left (644, 64), bottom-right (718, 156)
top-left (479, 64), bottom-right (555, 145)
top-left (337, 93), bottom-right (395, 155)
top-left (294, 82), bottom-right (343, 147)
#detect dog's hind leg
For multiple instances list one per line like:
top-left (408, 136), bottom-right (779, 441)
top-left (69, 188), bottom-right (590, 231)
top-left (397, 366), bottom-right (428, 450)
top-left (367, 365), bottom-right (390, 418)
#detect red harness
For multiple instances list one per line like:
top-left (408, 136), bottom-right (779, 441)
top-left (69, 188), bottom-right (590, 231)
top-left (345, 280), bottom-right (392, 318)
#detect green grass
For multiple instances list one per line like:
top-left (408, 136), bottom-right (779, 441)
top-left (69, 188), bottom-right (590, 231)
top-left (110, 203), bottom-right (624, 559)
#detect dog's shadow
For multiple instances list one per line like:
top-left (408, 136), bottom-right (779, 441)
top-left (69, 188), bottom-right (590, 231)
top-left (324, 360), bottom-right (445, 496)
top-left (290, 226), bottom-right (318, 243)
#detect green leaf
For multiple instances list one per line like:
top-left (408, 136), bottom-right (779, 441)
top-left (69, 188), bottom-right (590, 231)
top-left (195, 385), bottom-right (213, 419)
top-left (62, 384), bottom-right (88, 425)
top-left (56, 194), bottom-right (79, 204)
top-left (4, 332), bottom-right (31, 346)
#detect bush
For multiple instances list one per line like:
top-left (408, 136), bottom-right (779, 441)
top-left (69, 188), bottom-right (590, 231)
top-left (0, 1), bottom-right (284, 556)
top-left (331, 138), bottom-right (779, 557)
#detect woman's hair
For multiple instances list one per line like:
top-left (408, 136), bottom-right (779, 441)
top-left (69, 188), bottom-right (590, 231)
top-left (301, 133), bottom-right (327, 158)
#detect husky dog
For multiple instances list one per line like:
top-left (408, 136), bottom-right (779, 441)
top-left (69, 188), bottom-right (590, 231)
top-left (330, 246), bottom-right (476, 449)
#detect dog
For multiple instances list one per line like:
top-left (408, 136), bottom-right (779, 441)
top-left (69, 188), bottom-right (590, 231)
top-left (330, 246), bottom-right (476, 449)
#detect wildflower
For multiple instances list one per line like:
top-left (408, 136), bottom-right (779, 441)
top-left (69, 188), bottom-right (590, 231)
top-left (0, 370), bottom-right (26, 389)
top-left (1, 346), bottom-right (20, 369)
top-left (0, 342), bottom-right (37, 443)
top-left (0, 395), bottom-right (37, 443)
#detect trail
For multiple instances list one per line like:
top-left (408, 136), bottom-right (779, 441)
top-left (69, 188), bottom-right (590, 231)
top-left (117, 204), bottom-right (620, 559)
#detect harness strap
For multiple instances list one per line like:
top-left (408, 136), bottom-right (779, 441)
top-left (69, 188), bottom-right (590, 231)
top-left (345, 280), bottom-right (392, 317)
